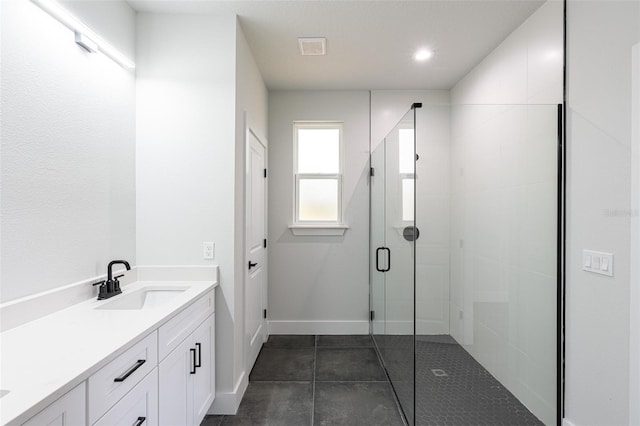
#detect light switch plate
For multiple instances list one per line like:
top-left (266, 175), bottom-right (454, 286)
top-left (582, 250), bottom-right (613, 276)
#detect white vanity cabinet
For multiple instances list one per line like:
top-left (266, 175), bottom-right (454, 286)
top-left (191, 314), bottom-right (215, 422)
top-left (8, 285), bottom-right (215, 426)
top-left (159, 313), bottom-right (215, 426)
top-left (21, 383), bottom-right (86, 426)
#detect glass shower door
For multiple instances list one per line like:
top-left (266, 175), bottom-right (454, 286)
top-left (371, 105), bottom-right (418, 424)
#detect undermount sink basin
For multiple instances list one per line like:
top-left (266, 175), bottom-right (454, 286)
top-left (95, 287), bottom-right (188, 310)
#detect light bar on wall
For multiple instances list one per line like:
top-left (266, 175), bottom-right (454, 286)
top-left (74, 32), bottom-right (98, 53)
top-left (30, 0), bottom-right (135, 70)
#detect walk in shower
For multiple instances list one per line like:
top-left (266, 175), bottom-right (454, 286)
top-left (370, 100), bottom-right (561, 425)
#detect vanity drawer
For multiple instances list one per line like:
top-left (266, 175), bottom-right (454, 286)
top-left (88, 332), bottom-right (158, 425)
top-left (158, 290), bottom-right (214, 361)
top-left (93, 367), bottom-right (158, 426)
top-left (21, 382), bottom-right (86, 426)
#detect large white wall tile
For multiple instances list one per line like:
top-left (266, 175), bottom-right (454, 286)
top-left (526, 0), bottom-right (564, 104)
top-left (450, 2), bottom-right (562, 423)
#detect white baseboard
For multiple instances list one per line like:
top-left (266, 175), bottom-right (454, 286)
top-left (268, 320), bottom-right (369, 335)
top-left (416, 319), bottom-right (450, 335)
top-left (563, 418), bottom-right (577, 426)
top-left (382, 320), bottom-right (413, 335)
top-left (208, 371), bottom-right (248, 415)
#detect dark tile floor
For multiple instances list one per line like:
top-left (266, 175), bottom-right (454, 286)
top-left (375, 334), bottom-right (545, 426)
top-left (201, 335), bottom-right (405, 426)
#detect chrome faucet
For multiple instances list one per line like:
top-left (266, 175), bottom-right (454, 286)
top-left (93, 260), bottom-right (131, 300)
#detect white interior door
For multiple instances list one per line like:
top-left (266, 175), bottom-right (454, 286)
top-left (245, 127), bottom-right (267, 373)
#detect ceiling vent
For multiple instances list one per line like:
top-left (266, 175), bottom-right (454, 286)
top-left (298, 37), bottom-right (327, 56)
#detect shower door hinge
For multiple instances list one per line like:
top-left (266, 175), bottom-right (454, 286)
top-left (264, 168), bottom-right (267, 178)
top-left (370, 167), bottom-right (375, 177)
top-left (263, 309), bottom-right (267, 319)
top-left (370, 310), bottom-right (375, 321)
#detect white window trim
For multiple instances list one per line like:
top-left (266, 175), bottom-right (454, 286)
top-left (290, 121), bottom-right (348, 236)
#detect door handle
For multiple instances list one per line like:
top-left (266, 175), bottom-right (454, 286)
top-left (375, 247), bottom-right (391, 272)
top-left (248, 261), bottom-right (258, 270)
top-left (383, 247), bottom-right (391, 272)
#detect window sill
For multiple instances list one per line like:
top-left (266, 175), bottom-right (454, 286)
top-left (288, 224), bottom-right (349, 236)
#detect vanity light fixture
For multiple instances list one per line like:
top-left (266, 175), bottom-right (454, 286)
top-left (413, 48), bottom-right (434, 62)
top-left (74, 32), bottom-right (98, 53)
top-left (30, 0), bottom-right (135, 69)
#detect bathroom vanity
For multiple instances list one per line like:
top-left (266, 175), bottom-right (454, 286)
top-left (0, 277), bottom-right (217, 426)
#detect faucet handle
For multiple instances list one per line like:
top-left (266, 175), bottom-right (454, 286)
top-left (113, 274), bottom-right (124, 295)
top-left (93, 280), bottom-right (108, 300)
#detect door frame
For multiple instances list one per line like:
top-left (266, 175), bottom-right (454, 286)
top-left (630, 41), bottom-right (640, 426)
top-left (243, 112), bottom-right (269, 375)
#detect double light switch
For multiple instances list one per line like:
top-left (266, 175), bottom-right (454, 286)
top-left (582, 250), bottom-right (614, 276)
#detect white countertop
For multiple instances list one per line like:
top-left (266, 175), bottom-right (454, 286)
top-left (0, 280), bottom-right (217, 425)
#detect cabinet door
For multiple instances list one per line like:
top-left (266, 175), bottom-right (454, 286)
top-left (192, 314), bottom-right (215, 425)
top-left (158, 336), bottom-right (194, 426)
top-left (22, 383), bottom-right (86, 426)
top-left (93, 370), bottom-right (158, 426)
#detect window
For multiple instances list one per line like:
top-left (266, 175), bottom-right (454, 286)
top-left (290, 122), bottom-right (346, 235)
top-left (398, 128), bottom-right (415, 222)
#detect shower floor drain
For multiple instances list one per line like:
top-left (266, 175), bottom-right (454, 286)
top-left (431, 369), bottom-right (448, 377)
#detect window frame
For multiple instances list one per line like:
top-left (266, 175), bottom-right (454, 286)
top-left (290, 121), bottom-right (347, 236)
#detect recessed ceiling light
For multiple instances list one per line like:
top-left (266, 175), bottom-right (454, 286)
top-left (413, 49), bottom-right (434, 62)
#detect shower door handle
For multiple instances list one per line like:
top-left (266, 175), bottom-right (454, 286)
top-left (376, 247), bottom-right (391, 272)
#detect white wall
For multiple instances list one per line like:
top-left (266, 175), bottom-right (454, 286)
top-left (136, 12), bottom-right (237, 413)
top-left (0, 0), bottom-right (136, 303)
top-left (450, 2), bottom-right (563, 424)
top-left (267, 91), bottom-right (370, 334)
top-left (565, 1), bottom-right (640, 425)
top-left (370, 91), bottom-right (451, 336)
top-left (229, 19), bottom-right (269, 412)
top-left (136, 14), bottom-right (267, 414)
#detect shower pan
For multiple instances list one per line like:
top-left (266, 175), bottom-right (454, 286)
top-left (370, 102), bottom-right (562, 426)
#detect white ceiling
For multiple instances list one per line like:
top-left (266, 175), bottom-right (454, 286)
top-left (128, 0), bottom-right (545, 90)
